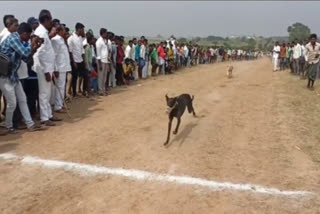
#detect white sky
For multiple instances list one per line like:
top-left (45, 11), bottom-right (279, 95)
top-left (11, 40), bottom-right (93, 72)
top-left (1, 1), bottom-right (319, 38)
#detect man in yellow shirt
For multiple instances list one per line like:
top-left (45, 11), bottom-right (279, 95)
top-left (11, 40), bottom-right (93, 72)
top-left (123, 58), bottom-right (134, 85)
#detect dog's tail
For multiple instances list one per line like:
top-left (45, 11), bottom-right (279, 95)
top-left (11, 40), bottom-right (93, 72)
top-left (191, 95), bottom-right (194, 101)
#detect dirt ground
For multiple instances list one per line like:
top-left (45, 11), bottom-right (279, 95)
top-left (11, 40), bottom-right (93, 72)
top-left (0, 58), bottom-right (320, 214)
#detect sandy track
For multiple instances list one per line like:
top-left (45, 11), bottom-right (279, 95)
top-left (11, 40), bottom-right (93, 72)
top-left (0, 58), bottom-right (319, 214)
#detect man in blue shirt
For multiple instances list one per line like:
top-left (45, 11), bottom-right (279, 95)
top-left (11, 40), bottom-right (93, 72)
top-left (0, 22), bottom-right (44, 133)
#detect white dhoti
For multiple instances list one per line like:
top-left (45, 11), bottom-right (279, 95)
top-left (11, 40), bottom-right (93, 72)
top-left (142, 61), bottom-right (149, 78)
top-left (272, 57), bottom-right (279, 71)
top-left (109, 64), bottom-right (117, 87)
top-left (38, 72), bottom-right (53, 122)
top-left (54, 72), bottom-right (67, 111)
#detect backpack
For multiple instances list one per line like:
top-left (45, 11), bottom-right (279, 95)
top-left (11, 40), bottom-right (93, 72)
top-left (0, 52), bottom-right (12, 77)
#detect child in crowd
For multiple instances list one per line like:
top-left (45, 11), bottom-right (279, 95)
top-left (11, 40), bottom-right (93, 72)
top-left (123, 58), bottom-right (135, 85)
top-left (90, 61), bottom-right (98, 93)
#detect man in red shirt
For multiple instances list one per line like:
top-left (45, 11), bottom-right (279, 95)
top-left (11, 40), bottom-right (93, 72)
top-left (157, 42), bottom-right (165, 75)
top-left (279, 43), bottom-right (287, 71)
top-left (116, 36), bottom-right (125, 85)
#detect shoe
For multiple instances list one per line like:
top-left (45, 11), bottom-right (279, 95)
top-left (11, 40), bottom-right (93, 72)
top-left (28, 124), bottom-right (46, 132)
top-left (8, 127), bottom-right (18, 134)
top-left (16, 124), bottom-right (28, 130)
top-left (55, 109), bottom-right (67, 114)
top-left (50, 116), bottom-right (63, 122)
top-left (41, 120), bottom-right (56, 126)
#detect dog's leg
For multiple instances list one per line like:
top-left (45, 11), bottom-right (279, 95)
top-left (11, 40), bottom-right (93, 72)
top-left (173, 118), bottom-right (181, 135)
top-left (164, 119), bottom-right (172, 146)
top-left (192, 108), bottom-right (196, 117)
top-left (189, 102), bottom-right (197, 117)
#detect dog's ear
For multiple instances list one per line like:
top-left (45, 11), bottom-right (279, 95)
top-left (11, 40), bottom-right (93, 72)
top-left (165, 94), bottom-right (169, 101)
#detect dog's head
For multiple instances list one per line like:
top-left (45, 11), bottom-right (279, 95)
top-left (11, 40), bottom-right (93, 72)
top-left (227, 65), bottom-right (233, 71)
top-left (165, 94), bottom-right (178, 114)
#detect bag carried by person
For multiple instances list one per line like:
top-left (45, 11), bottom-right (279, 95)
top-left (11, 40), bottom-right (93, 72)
top-left (0, 52), bottom-right (12, 77)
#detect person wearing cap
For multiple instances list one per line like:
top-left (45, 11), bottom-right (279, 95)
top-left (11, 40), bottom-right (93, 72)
top-left (27, 17), bottom-right (39, 32)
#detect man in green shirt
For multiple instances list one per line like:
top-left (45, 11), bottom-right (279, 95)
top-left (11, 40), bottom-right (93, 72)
top-left (150, 44), bottom-right (159, 76)
top-left (84, 32), bottom-right (95, 96)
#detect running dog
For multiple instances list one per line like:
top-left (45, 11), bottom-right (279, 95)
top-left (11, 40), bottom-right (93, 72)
top-left (164, 94), bottom-right (196, 146)
top-left (227, 65), bottom-right (233, 78)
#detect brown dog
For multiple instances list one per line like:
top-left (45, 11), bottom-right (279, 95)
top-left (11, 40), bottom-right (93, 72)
top-left (227, 65), bottom-right (233, 78)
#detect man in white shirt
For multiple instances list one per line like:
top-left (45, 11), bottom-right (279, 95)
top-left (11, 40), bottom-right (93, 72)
top-left (300, 40), bottom-right (306, 77)
top-left (305, 34), bottom-right (320, 89)
top-left (237, 49), bottom-right (241, 60)
top-left (132, 38), bottom-right (139, 80)
top-left (125, 40), bottom-right (133, 59)
top-left (292, 40), bottom-right (302, 75)
top-left (183, 44), bottom-right (189, 66)
top-left (68, 22), bottom-right (87, 97)
top-left (51, 25), bottom-right (71, 113)
top-left (142, 39), bottom-right (149, 79)
top-left (227, 49), bottom-right (232, 61)
top-left (106, 32), bottom-right (114, 90)
top-left (95, 28), bottom-right (110, 96)
top-left (109, 33), bottom-right (117, 88)
top-left (33, 10), bottom-right (61, 126)
top-left (272, 42), bottom-right (280, 71)
top-left (139, 40), bottom-right (146, 79)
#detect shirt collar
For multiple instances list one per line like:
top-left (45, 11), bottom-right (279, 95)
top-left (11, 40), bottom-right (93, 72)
top-left (54, 34), bottom-right (62, 40)
top-left (11, 32), bottom-right (21, 41)
top-left (73, 32), bottom-right (82, 39)
top-left (38, 24), bottom-right (48, 34)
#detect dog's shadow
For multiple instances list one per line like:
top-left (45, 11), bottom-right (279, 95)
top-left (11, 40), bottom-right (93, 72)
top-left (167, 122), bottom-right (198, 147)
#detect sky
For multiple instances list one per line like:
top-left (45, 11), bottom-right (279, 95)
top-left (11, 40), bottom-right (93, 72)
top-left (1, 1), bottom-right (319, 38)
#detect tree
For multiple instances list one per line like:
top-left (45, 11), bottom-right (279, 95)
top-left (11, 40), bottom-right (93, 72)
top-left (247, 38), bottom-right (256, 50)
top-left (207, 35), bottom-right (224, 41)
top-left (178, 37), bottom-right (187, 43)
top-left (287, 23), bottom-right (311, 42)
top-left (192, 36), bottom-right (201, 42)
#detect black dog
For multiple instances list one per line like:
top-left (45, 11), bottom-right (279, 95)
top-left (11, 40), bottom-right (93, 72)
top-left (164, 94), bottom-right (196, 146)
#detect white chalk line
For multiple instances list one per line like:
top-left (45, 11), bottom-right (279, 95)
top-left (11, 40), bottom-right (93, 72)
top-left (0, 153), bottom-right (314, 198)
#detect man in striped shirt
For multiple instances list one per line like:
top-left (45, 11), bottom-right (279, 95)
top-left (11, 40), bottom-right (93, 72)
top-left (0, 23), bottom-right (44, 133)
